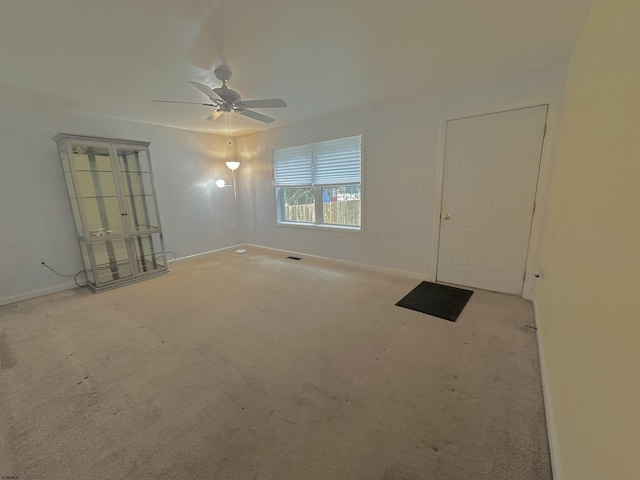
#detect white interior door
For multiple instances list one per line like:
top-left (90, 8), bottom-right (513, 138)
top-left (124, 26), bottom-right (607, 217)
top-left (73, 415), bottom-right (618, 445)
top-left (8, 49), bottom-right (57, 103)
top-left (437, 105), bottom-right (547, 294)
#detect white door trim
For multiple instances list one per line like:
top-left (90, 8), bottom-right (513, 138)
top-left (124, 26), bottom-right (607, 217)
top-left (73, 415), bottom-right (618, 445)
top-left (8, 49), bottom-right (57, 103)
top-left (431, 103), bottom-right (551, 296)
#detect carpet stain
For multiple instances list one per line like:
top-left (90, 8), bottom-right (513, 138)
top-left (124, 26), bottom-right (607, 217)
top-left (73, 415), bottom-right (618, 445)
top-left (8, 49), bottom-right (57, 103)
top-left (0, 331), bottom-right (17, 369)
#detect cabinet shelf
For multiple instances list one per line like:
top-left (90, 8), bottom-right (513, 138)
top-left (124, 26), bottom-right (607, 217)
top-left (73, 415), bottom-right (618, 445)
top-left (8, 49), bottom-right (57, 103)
top-left (81, 195), bottom-right (119, 199)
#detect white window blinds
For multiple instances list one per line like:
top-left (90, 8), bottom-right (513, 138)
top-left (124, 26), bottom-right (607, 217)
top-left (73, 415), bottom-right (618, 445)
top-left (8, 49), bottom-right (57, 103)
top-left (273, 144), bottom-right (313, 186)
top-left (314, 136), bottom-right (361, 185)
top-left (274, 135), bottom-right (361, 186)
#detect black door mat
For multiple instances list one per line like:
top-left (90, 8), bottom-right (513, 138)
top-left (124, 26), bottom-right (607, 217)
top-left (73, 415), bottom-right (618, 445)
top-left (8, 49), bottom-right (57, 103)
top-left (395, 281), bottom-right (473, 322)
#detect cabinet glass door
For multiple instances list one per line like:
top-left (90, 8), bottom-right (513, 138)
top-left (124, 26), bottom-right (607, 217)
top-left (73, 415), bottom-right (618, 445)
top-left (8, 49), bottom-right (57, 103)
top-left (132, 232), bottom-right (166, 275)
top-left (70, 143), bottom-right (133, 286)
top-left (92, 238), bottom-right (133, 283)
top-left (70, 144), bottom-right (127, 237)
top-left (117, 147), bottom-right (160, 233)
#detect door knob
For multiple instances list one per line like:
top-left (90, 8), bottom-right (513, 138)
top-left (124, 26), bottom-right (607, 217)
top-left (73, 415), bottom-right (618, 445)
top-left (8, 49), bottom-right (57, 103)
top-left (442, 214), bottom-right (451, 220)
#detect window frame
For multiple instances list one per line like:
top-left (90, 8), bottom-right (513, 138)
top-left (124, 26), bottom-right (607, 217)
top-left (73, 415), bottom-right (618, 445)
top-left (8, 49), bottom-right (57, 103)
top-left (273, 135), bottom-right (363, 231)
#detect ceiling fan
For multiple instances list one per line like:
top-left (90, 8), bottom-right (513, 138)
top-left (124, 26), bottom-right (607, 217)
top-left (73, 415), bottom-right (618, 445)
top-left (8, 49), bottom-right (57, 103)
top-left (151, 64), bottom-right (286, 124)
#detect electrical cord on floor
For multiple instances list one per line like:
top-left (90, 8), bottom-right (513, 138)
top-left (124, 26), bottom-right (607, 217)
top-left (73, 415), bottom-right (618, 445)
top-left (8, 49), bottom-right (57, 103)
top-left (41, 261), bottom-right (87, 287)
top-left (165, 251), bottom-right (178, 265)
top-left (73, 270), bottom-right (87, 288)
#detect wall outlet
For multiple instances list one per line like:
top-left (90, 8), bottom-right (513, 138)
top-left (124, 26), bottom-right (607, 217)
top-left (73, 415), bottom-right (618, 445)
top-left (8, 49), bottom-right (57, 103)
top-left (39, 257), bottom-right (45, 265)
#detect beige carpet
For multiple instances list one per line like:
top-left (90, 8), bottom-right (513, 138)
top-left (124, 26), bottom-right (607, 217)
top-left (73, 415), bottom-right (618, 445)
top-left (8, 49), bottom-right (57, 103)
top-left (0, 248), bottom-right (551, 479)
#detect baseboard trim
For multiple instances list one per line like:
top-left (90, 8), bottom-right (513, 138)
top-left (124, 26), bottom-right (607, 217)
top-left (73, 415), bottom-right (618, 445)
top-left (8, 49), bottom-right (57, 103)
top-left (532, 296), bottom-right (559, 480)
top-left (244, 244), bottom-right (431, 281)
top-left (172, 245), bottom-right (242, 263)
top-left (0, 281), bottom-right (78, 308)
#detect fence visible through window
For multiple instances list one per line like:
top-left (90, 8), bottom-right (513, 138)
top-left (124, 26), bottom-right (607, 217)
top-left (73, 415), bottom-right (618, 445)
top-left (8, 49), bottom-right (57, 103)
top-left (285, 199), bottom-right (361, 226)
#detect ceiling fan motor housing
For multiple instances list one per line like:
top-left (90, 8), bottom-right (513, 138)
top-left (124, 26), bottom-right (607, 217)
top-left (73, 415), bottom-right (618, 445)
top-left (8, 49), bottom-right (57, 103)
top-left (214, 84), bottom-right (241, 104)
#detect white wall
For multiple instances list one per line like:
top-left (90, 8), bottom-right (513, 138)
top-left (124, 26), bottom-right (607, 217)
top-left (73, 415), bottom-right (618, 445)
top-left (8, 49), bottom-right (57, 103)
top-left (0, 111), bottom-right (238, 305)
top-left (533, 0), bottom-right (640, 478)
top-left (236, 60), bottom-right (568, 281)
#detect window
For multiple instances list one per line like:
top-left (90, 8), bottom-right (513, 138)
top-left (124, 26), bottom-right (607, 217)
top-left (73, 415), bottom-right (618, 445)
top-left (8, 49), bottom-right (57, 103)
top-left (274, 135), bottom-right (362, 229)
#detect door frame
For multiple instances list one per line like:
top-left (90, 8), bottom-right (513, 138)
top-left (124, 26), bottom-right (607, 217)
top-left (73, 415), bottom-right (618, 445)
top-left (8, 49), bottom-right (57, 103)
top-left (431, 102), bottom-right (556, 298)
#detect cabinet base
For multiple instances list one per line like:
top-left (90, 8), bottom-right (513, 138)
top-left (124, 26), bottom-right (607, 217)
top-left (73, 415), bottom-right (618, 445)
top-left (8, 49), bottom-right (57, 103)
top-left (86, 269), bottom-right (170, 293)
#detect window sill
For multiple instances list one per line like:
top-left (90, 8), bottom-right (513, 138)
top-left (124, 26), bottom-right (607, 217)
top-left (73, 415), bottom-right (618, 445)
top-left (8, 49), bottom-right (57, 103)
top-left (276, 221), bottom-right (362, 233)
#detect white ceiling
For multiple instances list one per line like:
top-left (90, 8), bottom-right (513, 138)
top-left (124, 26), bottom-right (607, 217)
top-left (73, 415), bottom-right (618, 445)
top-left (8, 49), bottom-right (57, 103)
top-left (0, 0), bottom-right (592, 136)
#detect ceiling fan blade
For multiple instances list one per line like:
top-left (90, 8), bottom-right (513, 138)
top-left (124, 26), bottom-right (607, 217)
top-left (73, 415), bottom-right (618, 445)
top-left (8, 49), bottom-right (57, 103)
top-left (189, 81), bottom-right (222, 103)
top-left (235, 109), bottom-right (276, 124)
top-left (238, 99), bottom-right (287, 108)
top-left (203, 110), bottom-right (223, 122)
top-left (150, 99), bottom-right (216, 106)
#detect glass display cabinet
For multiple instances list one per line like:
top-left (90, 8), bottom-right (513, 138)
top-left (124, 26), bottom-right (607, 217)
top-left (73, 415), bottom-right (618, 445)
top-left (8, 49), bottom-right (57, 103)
top-left (53, 133), bottom-right (168, 292)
